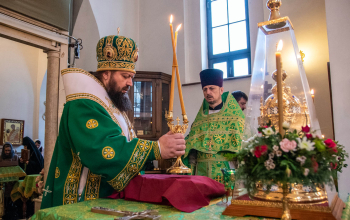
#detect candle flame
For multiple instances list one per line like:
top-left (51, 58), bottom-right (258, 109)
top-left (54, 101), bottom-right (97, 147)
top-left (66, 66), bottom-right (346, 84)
top-left (277, 40), bottom-right (283, 52)
top-left (310, 89), bottom-right (314, 95)
top-left (170, 15), bottom-right (173, 24)
top-left (322, 135), bottom-right (325, 139)
top-left (176, 24), bottom-right (182, 32)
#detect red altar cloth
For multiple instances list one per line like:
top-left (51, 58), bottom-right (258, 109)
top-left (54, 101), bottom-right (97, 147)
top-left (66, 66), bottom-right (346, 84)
top-left (107, 174), bottom-right (225, 212)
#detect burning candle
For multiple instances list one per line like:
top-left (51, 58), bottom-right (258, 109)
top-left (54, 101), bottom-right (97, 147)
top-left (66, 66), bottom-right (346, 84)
top-left (310, 89), bottom-right (315, 103)
top-left (276, 40), bottom-right (284, 136)
top-left (174, 24), bottom-right (186, 115)
top-left (169, 15), bottom-right (176, 113)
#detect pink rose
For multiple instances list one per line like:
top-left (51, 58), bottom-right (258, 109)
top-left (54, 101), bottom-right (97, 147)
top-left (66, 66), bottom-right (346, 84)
top-left (280, 138), bottom-right (297, 152)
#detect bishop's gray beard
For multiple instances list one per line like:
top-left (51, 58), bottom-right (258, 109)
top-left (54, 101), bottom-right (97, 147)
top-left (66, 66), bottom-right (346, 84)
top-left (107, 80), bottom-right (132, 112)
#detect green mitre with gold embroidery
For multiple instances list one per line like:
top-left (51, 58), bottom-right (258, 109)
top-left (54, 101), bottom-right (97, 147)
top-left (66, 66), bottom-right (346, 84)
top-left (184, 92), bottom-right (245, 158)
top-left (96, 35), bottom-right (139, 73)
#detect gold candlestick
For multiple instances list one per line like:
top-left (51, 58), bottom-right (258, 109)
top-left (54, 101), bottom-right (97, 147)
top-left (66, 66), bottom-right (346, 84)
top-left (166, 15), bottom-right (191, 174)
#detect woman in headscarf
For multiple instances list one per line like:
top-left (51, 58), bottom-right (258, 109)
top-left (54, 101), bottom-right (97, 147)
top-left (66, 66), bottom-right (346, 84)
top-left (1, 142), bottom-right (20, 219)
top-left (0, 142), bottom-right (19, 162)
top-left (19, 137), bottom-right (44, 175)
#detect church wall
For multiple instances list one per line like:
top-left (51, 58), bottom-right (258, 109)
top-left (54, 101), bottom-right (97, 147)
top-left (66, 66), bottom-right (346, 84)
top-left (0, 37), bottom-right (46, 151)
top-left (72, 0), bottom-right (100, 72)
top-left (325, 0), bottom-right (350, 202)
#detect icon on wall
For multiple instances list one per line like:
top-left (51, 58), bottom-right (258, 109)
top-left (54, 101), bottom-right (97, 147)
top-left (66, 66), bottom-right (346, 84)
top-left (0, 119), bottom-right (25, 146)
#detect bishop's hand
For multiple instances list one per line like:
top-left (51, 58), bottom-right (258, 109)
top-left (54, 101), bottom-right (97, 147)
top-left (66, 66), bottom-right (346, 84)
top-left (158, 131), bottom-right (186, 159)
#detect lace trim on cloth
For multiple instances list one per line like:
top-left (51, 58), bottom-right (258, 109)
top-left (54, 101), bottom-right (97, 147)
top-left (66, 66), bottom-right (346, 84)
top-left (84, 170), bottom-right (101, 201)
top-left (63, 150), bottom-right (83, 205)
top-left (66, 93), bottom-right (125, 136)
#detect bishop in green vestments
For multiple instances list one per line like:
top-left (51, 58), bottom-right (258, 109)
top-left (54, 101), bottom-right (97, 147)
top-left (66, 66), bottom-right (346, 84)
top-left (41, 35), bottom-right (186, 209)
top-left (184, 69), bottom-right (245, 183)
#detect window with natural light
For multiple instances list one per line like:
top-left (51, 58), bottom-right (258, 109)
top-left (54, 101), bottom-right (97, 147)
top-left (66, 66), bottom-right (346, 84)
top-left (207, 0), bottom-right (251, 78)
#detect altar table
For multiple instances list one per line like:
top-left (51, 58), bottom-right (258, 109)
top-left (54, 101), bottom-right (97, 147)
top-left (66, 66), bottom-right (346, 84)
top-left (31, 195), bottom-right (350, 219)
top-left (11, 174), bottom-right (40, 202)
top-left (31, 198), bottom-right (266, 220)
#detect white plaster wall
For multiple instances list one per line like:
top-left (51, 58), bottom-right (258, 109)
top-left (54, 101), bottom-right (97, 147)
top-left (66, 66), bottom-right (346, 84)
top-left (72, 0), bottom-right (100, 71)
top-left (0, 37), bottom-right (46, 151)
top-left (325, 0), bottom-right (350, 202)
top-left (89, 0), bottom-right (140, 48)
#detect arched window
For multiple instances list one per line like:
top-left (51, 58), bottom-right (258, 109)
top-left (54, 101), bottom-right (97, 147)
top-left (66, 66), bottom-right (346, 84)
top-left (207, 0), bottom-right (251, 78)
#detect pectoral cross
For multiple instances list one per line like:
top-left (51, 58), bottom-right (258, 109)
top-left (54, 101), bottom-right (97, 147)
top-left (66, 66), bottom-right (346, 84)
top-left (206, 139), bottom-right (213, 151)
top-left (43, 186), bottom-right (52, 196)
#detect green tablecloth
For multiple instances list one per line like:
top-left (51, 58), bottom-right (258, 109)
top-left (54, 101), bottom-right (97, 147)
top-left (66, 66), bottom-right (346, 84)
top-left (11, 174), bottom-right (40, 202)
top-left (343, 195), bottom-right (350, 220)
top-left (0, 166), bottom-right (26, 183)
top-left (31, 198), bottom-right (264, 220)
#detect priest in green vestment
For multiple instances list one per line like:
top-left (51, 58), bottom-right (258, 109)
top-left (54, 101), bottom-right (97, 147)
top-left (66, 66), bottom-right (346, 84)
top-left (41, 35), bottom-right (186, 209)
top-left (184, 69), bottom-right (245, 183)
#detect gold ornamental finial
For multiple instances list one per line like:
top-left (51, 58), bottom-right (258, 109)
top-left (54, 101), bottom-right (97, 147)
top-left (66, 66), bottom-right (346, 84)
top-left (300, 50), bottom-right (305, 63)
top-left (117, 27), bottom-right (120, 35)
top-left (267, 0), bottom-right (282, 21)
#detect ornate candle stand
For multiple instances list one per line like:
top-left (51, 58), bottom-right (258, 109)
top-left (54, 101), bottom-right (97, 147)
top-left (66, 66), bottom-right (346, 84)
top-left (165, 111), bottom-right (191, 174)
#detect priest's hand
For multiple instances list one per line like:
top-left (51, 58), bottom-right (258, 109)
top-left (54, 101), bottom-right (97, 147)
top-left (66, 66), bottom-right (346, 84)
top-left (158, 131), bottom-right (186, 159)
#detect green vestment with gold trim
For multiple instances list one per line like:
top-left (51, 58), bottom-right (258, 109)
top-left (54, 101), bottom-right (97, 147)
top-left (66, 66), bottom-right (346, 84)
top-left (184, 92), bottom-right (245, 183)
top-left (41, 69), bottom-right (161, 209)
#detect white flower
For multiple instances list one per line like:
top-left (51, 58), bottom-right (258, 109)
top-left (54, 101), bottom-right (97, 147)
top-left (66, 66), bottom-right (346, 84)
top-left (257, 133), bottom-right (263, 137)
top-left (276, 150), bottom-right (282, 157)
top-left (263, 127), bottom-right (275, 136)
top-left (297, 137), bottom-right (315, 151)
top-left (273, 145), bottom-right (279, 151)
top-left (282, 121), bottom-right (290, 129)
top-left (250, 148), bottom-right (254, 153)
top-left (332, 154), bottom-right (340, 161)
top-left (296, 156), bottom-right (306, 165)
top-left (241, 161), bottom-right (245, 165)
top-left (303, 168), bottom-right (310, 176)
top-left (269, 152), bottom-right (275, 159)
top-left (270, 163), bottom-right (276, 169)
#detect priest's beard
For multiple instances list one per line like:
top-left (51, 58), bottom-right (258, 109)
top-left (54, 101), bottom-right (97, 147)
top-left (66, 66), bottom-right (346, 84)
top-left (106, 78), bottom-right (132, 112)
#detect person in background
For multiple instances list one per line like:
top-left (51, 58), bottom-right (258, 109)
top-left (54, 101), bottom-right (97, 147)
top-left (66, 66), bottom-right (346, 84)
top-left (19, 137), bottom-right (44, 175)
top-left (0, 142), bottom-right (20, 219)
top-left (232, 90), bottom-right (248, 111)
top-left (184, 69), bottom-right (245, 183)
top-left (35, 139), bottom-right (43, 156)
top-left (0, 142), bottom-right (19, 163)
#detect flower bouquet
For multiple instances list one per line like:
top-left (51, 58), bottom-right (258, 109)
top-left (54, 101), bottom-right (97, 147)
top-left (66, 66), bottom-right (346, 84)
top-left (236, 122), bottom-right (348, 197)
top-left (35, 169), bottom-right (45, 194)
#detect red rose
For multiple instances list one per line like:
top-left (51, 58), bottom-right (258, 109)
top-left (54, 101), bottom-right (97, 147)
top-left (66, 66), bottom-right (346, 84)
top-left (263, 126), bottom-right (268, 128)
top-left (302, 125), bottom-right (310, 133)
top-left (254, 145), bottom-right (268, 158)
top-left (330, 162), bottom-right (338, 170)
top-left (306, 133), bottom-right (313, 139)
top-left (312, 157), bottom-right (318, 173)
top-left (324, 139), bottom-right (336, 148)
top-left (332, 148), bottom-right (338, 153)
